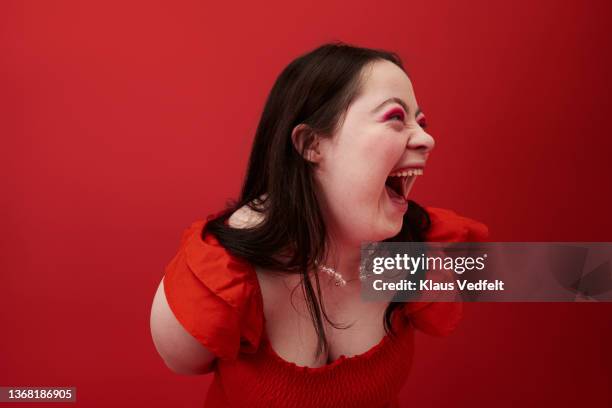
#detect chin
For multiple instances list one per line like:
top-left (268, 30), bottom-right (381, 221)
top-left (374, 218), bottom-right (403, 242)
top-left (389, 222), bottom-right (404, 240)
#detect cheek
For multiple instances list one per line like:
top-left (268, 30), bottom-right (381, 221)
top-left (331, 141), bottom-right (397, 200)
top-left (322, 124), bottom-right (403, 197)
top-left (358, 137), bottom-right (401, 180)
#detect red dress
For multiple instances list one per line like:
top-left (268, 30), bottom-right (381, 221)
top-left (162, 207), bottom-right (489, 408)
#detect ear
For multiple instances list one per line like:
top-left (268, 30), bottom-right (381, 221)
top-left (291, 123), bottom-right (323, 164)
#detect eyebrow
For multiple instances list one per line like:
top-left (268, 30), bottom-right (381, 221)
top-left (371, 97), bottom-right (422, 118)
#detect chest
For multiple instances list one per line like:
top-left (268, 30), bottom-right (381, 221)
top-left (255, 267), bottom-right (391, 368)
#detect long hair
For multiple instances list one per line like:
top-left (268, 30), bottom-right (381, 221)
top-left (204, 41), bottom-right (431, 358)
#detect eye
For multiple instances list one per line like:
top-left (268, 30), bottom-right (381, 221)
top-left (417, 114), bottom-right (427, 129)
top-left (384, 108), bottom-right (405, 122)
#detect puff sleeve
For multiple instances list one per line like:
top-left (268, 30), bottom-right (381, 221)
top-left (424, 206), bottom-right (489, 243)
top-left (162, 215), bottom-right (264, 361)
top-left (400, 207), bottom-right (490, 336)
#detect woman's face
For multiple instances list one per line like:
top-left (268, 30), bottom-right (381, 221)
top-left (313, 59), bottom-right (434, 247)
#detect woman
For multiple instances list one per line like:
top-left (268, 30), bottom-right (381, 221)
top-left (150, 42), bottom-right (488, 407)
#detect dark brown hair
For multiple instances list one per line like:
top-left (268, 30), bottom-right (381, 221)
top-left (203, 41), bottom-right (431, 358)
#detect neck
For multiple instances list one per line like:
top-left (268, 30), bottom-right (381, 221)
top-left (318, 234), bottom-right (363, 282)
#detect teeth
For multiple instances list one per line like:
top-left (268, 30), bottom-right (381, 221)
top-left (388, 168), bottom-right (423, 177)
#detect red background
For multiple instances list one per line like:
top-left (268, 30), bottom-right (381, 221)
top-left (2, 0), bottom-right (611, 406)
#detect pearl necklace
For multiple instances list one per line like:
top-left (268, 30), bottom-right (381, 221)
top-left (314, 243), bottom-right (381, 287)
top-left (315, 262), bottom-right (373, 287)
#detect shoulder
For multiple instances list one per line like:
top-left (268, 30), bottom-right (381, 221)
top-left (423, 206), bottom-right (489, 242)
top-left (162, 213), bottom-right (264, 360)
top-left (227, 203), bottom-right (265, 229)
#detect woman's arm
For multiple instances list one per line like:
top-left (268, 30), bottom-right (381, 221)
top-left (149, 278), bottom-right (216, 375)
top-left (150, 205), bottom-right (262, 374)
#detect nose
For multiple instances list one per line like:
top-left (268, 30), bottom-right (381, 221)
top-left (407, 127), bottom-right (435, 154)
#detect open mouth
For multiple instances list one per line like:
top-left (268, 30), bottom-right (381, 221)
top-left (384, 168), bottom-right (424, 202)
